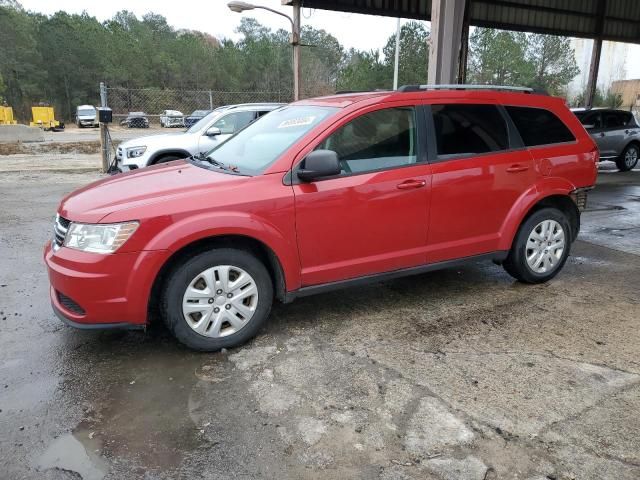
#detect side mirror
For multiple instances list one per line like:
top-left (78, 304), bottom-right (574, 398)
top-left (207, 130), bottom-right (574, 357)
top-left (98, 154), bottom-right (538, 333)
top-left (297, 149), bottom-right (341, 182)
top-left (205, 127), bottom-right (222, 137)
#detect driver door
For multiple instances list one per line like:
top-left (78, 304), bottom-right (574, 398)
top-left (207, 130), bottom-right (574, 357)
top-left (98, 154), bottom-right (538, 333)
top-left (292, 104), bottom-right (431, 287)
top-left (198, 110), bottom-right (257, 152)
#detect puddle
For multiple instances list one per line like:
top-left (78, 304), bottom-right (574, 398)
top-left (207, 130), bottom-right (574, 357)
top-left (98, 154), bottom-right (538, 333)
top-left (36, 426), bottom-right (108, 480)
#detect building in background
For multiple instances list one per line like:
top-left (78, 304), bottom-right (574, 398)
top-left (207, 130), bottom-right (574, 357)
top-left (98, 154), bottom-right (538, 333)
top-left (611, 79), bottom-right (640, 110)
top-left (567, 39), bottom-right (628, 101)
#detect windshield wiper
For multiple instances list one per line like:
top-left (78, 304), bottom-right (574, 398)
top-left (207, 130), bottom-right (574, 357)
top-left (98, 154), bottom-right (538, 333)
top-left (189, 153), bottom-right (246, 175)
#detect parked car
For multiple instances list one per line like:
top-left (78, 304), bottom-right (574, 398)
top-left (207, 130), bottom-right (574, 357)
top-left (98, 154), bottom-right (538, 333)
top-left (160, 109), bottom-right (184, 128)
top-left (120, 112), bottom-right (149, 128)
top-left (75, 105), bottom-right (98, 128)
top-left (572, 108), bottom-right (639, 171)
top-left (45, 86), bottom-right (598, 351)
top-left (184, 109), bottom-right (212, 128)
top-left (116, 103), bottom-right (282, 171)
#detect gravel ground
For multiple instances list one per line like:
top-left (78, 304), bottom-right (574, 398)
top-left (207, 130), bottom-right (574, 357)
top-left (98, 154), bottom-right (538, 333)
top-left (0, 165), bottom-right (639, 480)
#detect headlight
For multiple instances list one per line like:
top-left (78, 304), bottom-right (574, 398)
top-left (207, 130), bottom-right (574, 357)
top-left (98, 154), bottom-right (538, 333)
top-left (64, 222), bottom-right (139, 254)
top-left (127, 146), bottom-right (147, 158)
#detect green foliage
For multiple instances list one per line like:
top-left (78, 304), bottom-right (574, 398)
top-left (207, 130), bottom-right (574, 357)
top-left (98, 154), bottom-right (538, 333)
top-left (0, 6), bottom-right (585, 121)
top-left (468, 28), bottom-right (580, 96)
top-left (572, 88), bottom-right (623, 108)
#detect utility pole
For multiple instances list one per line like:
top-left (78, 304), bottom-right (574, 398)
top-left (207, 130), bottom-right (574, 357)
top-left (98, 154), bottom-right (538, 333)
top-left (291, 1), bottom-right (301, 101)
top-left (393, 17), bottom-right (401, 90)
top-left (99, 82), bottom-right (109, 173)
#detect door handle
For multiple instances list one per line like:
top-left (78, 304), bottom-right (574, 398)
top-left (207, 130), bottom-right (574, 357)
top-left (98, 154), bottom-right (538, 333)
top-left (599, 132), bottom-right (606, 137)
top-left (397, 179), bottom-right (426, 190)
top-left (506, 164), bottom-right (529, 173)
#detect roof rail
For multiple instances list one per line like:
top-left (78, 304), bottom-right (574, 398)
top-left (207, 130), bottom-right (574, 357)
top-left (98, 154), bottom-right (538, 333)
top-left (397, 84), bottom-right (548, 95)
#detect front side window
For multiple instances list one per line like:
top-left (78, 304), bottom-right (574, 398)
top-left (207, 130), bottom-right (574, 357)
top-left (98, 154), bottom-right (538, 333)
top-left (212, 111), bottom-right (256, 134)
top-left (316, 107), bottom-right (417, 174)
top-left (431, 104), bottom-right (509, 157)
top-left (506, 106), bottom-right (575, 146)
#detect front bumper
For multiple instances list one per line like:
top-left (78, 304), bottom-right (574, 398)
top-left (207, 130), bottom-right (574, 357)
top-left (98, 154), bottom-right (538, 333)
top-left (44, 241), bottom-right (169, 328)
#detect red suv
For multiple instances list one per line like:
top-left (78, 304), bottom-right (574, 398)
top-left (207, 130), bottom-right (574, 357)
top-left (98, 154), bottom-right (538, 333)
top-left (45, 86), bottom-right (598, 351)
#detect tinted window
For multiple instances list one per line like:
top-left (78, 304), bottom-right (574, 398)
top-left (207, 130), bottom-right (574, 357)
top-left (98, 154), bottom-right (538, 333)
top-left (506, 106), bottom-right (575, 146)
top-left (604, 113), bottom-right (623, 129)
top-left (212, 111), bottom-right (256, 134)
top-left (316, 107), bottom-right (417, 174)
top-left (431, 104), bottom-right (508, 156)
top-left (575, 111), bottom-right (602, 129)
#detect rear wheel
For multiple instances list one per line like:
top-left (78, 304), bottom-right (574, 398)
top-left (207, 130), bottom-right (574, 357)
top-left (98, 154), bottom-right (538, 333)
top-left (616, 143), bottom-right (639, 172)
top-left (161, 248), bottom-right (273, 351)
top-left (503, 208), bottom-right (571, 284)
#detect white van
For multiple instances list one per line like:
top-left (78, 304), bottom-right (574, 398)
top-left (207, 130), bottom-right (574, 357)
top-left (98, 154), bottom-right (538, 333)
top-left (75, 105), bottom-right (98, 128)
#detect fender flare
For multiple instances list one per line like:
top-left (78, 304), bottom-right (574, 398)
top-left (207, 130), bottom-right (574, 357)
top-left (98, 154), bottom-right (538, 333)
top-left (497, 177), bottom-right (577, 251)
top-left (148, 148), bottom-right (192, 165)
top-left (143, 210), bottom-right (301, 291)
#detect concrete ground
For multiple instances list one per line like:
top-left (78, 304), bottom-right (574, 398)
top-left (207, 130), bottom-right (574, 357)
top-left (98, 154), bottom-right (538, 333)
top-left (0, 163), bottom-right (639, 480)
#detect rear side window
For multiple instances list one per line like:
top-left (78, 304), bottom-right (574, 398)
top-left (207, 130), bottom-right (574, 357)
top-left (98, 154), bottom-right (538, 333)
top-left (506, 106), bottom-right (575, 146)
top-left (431, 104), bottom-right (509, 157)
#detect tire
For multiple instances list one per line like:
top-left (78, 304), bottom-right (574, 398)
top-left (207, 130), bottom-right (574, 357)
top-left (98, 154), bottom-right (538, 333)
top-left (503, 207), bottom-right (571, 284)
top-left (161, 248), bottom-right (273, 351)
top-left (615, 143), bottom-right (639, 172)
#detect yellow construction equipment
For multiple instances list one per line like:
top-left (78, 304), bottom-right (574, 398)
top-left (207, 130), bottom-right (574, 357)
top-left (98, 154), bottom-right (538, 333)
top-left (30, 106), bottom-right (65, 131)
top-left (0, 106), bottom-right (17, 125)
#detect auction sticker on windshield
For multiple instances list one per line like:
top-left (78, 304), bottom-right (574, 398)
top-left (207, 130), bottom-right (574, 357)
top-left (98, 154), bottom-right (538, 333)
top-left (278, 116), bottom-right (316, 129)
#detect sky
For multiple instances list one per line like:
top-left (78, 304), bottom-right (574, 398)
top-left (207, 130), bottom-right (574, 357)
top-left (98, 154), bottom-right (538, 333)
top-left (16, 0), bottom-right (640, 80)
top-left (17, 0), bottom-right (405, 52)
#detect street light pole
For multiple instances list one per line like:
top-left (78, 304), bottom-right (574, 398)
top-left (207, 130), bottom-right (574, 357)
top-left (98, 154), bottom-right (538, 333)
top-left (227, 1), bottom-right (302, 101)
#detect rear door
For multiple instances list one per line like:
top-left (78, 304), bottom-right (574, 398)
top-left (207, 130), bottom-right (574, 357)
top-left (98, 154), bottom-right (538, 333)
top-left (426, 102), bottom-right (536, 263)
top-left (600, 111), bottom-right (626, 157)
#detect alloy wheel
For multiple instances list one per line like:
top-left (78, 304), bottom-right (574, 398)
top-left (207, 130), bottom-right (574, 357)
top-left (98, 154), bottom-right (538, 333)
top-left (525, 220), bottom-right (565, 274)
top-left (625, 146), bottom-right (638, 169)
top-left (182, 265), bottom-right (258, 338)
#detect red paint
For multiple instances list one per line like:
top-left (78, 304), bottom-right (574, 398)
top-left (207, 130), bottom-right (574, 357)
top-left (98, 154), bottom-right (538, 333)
top-left (45, 89), bottom-right (597, 326)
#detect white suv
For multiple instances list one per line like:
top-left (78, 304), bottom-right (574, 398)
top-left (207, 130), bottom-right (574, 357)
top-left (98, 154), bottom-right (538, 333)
top-left (116, 103), bottom-right (283, 171)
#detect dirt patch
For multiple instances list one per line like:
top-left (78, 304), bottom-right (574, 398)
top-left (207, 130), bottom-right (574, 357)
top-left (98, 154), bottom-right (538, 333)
top-left (0, 141), bottom-right (119, 156)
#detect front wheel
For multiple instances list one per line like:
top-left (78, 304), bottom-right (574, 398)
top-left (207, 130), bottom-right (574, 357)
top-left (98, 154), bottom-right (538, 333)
top-left (161, 248), bottom-right (273, 351)
top-left (503, 208), bottom-right (571, 284)
top-left (616, 144), bottom-right (639, 172)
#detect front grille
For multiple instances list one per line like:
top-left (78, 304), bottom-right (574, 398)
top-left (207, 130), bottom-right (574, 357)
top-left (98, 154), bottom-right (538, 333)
top-left (57, 291), bottom-right (85, 315)
top-left (53, 214), bottom-right (70, 249)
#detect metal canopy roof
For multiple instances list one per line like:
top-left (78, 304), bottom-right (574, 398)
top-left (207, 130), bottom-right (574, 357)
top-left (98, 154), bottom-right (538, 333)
top-left (290, 0), bottom-right (640, 44)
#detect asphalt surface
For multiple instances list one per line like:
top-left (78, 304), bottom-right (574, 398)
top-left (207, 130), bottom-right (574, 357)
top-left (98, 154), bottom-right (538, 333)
top-left (0, 164), bottom-right (639, 480)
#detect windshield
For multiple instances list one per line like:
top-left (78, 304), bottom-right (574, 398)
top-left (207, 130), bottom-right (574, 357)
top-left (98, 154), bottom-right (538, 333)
top-left (78, 108), bottom-right (95, 116)
top-left (186, 110), bottom-right (220, 133)
top-left (204, 105), bottom-right (337, 175)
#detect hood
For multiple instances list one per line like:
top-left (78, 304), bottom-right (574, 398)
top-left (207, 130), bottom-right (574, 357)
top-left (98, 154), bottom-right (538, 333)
top-left (59, 161), bottom-right (249, 223)
top-left (119, 132), bottom-right (193, 150)
top-left (77, 114), bottom-right (96, 119)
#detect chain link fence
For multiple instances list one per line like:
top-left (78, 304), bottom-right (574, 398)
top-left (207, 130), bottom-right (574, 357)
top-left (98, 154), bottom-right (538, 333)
top-left (105, 87), bottom-right (294, 127)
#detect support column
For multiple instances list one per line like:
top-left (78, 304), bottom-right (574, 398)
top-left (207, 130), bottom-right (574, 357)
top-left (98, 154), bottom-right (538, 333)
top-left (428, 0), bottom-right (467, 85)
top-left (585, 0), bottom-right (605, 108)
top-left (585, 39), bottom-right (602, 108)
